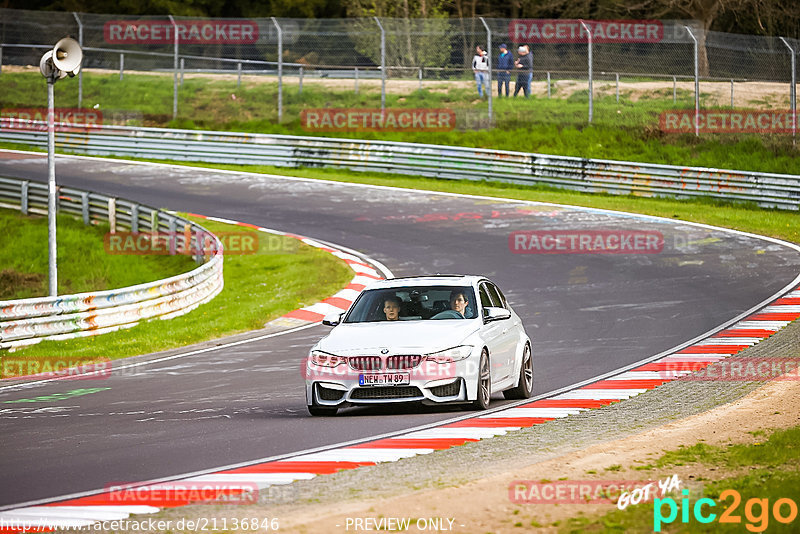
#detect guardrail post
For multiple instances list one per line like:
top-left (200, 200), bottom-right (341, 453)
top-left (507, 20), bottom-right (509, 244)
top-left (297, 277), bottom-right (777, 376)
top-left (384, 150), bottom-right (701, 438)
top-left (131, 203), bottom-right (139, 232)
top-left (193, 228), bottom-right (204, 263)
top-left (108, 198), bottom-right (117, 234)
top-left (150, 209), bottom-right (158, 234)
top-left (730, 79), bottom-right (734, 108)
top-left (779, 37), bottom-right (796, 144)
top-left (479, 17), bottom-right (493, 125)
top-left (0, 46), bottom-right (3, 75)
top-left (580, 20), bottom-right (593, 123)
top-left (180, 58), bottom-right (185, 86)
top-left (169, 15), bottom-right (179, 120)
top-left (547, 72), bottom-right (551, 98)
top-left (237, 62), bottom-right (242, 88)
top-left (168, 216), bottom-right (177, 255)
top-left (271, 17), bottom-right (283, 122)
top-left (374, 17), bottom-right (386, 112)
top-left (354, 67), bottom-right (359, 94)
top-left (81, 191), bottom-right (89, 224)
top-left (119, 53), bottom-right (124, 81)
top-left (419, 67), bottom-right (423, 91)
top-left (685, 26), bottom-right (700, 137)
top-left (616, 73), bottom-right (619, 103)
top-left (21, 181), bottom-right (29, 215)
top-left (299, 66), bottom-right (303, 94)
top-left (73, 12), bottom-right (83, 108)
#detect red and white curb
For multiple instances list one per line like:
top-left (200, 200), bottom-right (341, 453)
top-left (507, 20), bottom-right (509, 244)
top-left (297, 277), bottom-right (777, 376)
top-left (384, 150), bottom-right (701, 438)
top-left (2, 284), bottom-right (798, 532)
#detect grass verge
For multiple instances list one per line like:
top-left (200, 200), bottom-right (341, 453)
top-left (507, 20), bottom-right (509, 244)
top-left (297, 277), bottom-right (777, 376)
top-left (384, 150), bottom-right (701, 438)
top-left (0, 207), bottom-right (194, 299)
top-left (0, 70), bottom-right (798, 174)
top-left (563, 426), bottom-right (800, 533)
top-left (1, 214), bottom-right (353, 370)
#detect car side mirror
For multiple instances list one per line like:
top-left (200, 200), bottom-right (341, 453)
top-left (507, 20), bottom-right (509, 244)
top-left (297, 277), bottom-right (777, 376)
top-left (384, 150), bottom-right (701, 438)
top-left (322, 313), bottom-right (344, 327)
top-left (483, 307), bottom-right (511, 323)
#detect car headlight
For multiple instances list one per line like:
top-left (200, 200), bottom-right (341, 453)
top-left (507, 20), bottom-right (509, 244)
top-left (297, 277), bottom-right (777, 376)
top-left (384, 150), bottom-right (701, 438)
top-left (310, 350), bottom-right (348, 367)
top-left (424, 345), bottom-right (474, 363)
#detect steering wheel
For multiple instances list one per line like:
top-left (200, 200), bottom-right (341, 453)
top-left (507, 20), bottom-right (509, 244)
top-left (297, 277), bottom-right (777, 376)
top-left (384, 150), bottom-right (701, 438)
top-left (431, 310), bottom-right (463, 320)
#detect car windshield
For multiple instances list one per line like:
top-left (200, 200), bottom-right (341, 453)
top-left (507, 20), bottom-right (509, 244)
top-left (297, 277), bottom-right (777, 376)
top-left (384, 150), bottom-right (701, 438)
top-left (344, 285), bottom-right (478, 323)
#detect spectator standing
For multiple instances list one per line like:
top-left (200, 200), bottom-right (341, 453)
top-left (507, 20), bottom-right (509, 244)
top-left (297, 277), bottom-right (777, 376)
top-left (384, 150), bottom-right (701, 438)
top-left (472, 45), bottom-right (489, 98)
top-left (497, 43), bottom-right (513, 97)
top-left (514, 44), bottom-right (533, 98)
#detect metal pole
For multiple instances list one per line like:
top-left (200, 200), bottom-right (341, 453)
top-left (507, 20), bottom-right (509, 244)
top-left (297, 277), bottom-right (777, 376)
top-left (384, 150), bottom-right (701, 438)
top-left (479, 17), bottom-right (493, 124)
top-left (547, 71), bottom-right (551, 98)
top-left (169, 15), bottom-right (178, 120)
top-left (730, 79), bottom-right (734, 108)
top-left (374, 17), bottom-right (385, 112)
top-left (355, 67), bottom-right (359, 94)
top-left (580, 20), bottom-right (593, 123)
top-left (237, 62), bottom-right (242, 88)
top-left (72, 13), bottom-right (83, 108)
top-left (615, 73), bottom-right (619, 103)
top-left (180, 58), bottom-right (184, 86)
top-left (780, 37), bottom-right (796, 144)
top-left (299, 66), bottom-right (303, 94)
top-left (0, 46), bottom-right (3, 75)
top-left (119, 53), bottom-right (124, 81)
top-left (685, 26), bottom-right (700, 137)
top-left (271, 17), bottom-right (283, 122)
top-left (47, 81), bottom-right (57, 296)
top-left (419, 67), bottom-right (422, 91)
top-left (673, 76), bottom-right (677, 103)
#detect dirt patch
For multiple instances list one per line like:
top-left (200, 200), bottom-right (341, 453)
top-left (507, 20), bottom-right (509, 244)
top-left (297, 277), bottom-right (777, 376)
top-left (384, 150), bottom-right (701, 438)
top-left (0, 268), bottom-right (44, 299)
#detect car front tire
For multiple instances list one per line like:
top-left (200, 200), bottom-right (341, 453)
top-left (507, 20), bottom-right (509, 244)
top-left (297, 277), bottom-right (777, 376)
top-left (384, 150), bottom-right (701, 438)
top-left (503, 343), bottom-right (533, 400)
top-left (308, 404), bottom-right (338, 416)
top-left (472, 349), bottom-right (491, 410)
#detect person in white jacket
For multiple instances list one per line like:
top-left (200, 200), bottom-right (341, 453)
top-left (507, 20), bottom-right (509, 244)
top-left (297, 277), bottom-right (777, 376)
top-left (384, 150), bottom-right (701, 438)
top-left (472, 45), bottom-right (489, 98)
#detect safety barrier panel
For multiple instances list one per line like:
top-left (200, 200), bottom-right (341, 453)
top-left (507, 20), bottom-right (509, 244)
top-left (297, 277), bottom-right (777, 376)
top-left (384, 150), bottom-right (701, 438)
top-left (0, 121), bottom-right (797, 210)
top-left (0, 175), bottom-right (224, 350)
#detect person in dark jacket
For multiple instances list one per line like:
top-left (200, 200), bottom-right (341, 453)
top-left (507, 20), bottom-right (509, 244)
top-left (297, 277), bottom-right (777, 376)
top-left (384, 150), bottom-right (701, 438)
top-left (497, 43), bottom-right (513, 97)
top-left (514, 44), bottom-right (533, 98)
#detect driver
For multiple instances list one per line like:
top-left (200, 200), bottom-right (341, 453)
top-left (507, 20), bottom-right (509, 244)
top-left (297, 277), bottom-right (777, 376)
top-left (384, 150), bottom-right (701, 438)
top-left (383, 296), bottom-right (402, 321)
top-left (449, 290), bottom-right (469, 318)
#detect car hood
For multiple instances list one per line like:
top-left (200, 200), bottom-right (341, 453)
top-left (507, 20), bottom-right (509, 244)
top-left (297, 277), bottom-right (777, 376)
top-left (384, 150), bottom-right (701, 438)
top-left (317, 319), bottom-right (482, 355)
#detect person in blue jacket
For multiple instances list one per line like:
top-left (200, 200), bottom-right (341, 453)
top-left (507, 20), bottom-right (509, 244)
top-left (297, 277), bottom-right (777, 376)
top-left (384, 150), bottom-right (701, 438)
top-left (497, 43), bottom-right (513, 97)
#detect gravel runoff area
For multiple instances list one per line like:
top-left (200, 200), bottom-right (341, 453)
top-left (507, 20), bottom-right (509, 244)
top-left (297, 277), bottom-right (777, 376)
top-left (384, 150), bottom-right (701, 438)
top-left (138, 313), bottom-right (800, 533)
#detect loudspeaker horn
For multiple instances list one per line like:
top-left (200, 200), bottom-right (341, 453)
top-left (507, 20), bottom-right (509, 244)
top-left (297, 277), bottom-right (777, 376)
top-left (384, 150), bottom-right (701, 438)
top-left (52, 37), bottom-right (83, 76)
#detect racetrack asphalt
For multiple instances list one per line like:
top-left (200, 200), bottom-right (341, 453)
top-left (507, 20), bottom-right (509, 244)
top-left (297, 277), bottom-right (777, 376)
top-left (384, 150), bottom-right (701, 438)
top-left (1, 151), bottom-right (798, 508)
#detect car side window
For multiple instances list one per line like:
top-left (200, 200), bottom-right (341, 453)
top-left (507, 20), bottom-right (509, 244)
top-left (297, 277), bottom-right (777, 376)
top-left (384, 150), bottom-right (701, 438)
top-left (487, 283), bottom-right (507, 309)
top-left (479, 283), bottom-right (497, 309)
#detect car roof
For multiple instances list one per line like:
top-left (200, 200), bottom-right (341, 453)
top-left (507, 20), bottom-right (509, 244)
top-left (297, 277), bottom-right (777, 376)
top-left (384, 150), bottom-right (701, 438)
top-left (364, 275), bottom-right (486, 290)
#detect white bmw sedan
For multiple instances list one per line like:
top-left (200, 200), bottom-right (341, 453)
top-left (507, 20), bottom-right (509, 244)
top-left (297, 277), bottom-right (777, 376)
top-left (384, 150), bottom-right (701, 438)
top-left (305, 275), bottom-right (533, 416)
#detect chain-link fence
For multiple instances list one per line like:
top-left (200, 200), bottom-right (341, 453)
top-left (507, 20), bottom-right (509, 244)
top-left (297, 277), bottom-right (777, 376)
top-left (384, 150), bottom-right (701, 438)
top-left (0, 8), bottom-right (798, 138)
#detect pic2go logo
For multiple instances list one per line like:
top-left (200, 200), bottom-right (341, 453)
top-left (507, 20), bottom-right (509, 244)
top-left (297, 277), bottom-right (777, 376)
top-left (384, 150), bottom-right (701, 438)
top-left (654, 489), bottom-right (799, 532)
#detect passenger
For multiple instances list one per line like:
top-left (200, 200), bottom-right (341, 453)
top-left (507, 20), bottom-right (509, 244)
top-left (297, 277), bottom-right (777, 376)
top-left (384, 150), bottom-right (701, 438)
top-left (383, 296), bottom-right (402, 321)
top-left (449, 290), bottom-right (470, 318)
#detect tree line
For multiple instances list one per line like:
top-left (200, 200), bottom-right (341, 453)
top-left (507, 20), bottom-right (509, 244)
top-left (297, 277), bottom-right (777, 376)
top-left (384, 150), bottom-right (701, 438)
top-left (2, 0), bottom-right (798, 39)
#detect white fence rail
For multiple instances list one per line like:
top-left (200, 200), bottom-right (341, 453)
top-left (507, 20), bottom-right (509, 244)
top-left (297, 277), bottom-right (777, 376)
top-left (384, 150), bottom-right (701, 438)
top-left (0, 175), bottom-right (224, 350)
top-left (0, 121), bottom-right (798, 209)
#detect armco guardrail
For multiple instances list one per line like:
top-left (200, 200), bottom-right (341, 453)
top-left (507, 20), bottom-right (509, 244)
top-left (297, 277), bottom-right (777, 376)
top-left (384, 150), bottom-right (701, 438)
top-left (0, 121), bottom-right (798, 210)
top-left (0, 175), bottom-right (224, 350)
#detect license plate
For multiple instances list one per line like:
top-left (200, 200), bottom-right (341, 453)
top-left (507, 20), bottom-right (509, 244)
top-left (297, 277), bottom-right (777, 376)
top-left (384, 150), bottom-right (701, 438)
top-left (359, 373), bottom-right (410, 386)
